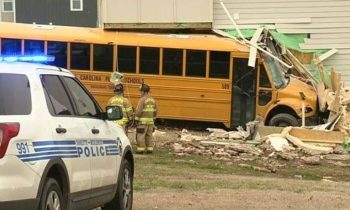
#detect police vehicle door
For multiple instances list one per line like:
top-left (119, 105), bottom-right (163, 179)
top-left (61, 77), bottom-right (120, 190)
top-left (40, 74), bottom-right (92, 199)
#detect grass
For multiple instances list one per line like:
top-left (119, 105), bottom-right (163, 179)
top-left (133, 148), bottom-right (350, 192)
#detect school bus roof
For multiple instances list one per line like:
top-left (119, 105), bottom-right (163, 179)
top-left (0, 22), bottom-right (115, 44)
top-left (115, 32), bottom-right (250, 52)
top-left (0, 22), bottom-right (250, 53)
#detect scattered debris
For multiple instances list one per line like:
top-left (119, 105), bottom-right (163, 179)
top-left (169, 124), bottom-right (349, 173)
top-left (301, 156), bottom-right (321, 165)
top-left (266, 135), bottom-right (291, 152)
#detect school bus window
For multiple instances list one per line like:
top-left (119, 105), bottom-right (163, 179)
top-left (186, 50), bottom-right (206, 78)
top-left (259, 64), bottom-right (272, 88)
top-left (71, 43), bottom-right (90, 70)
top-left (140, 47), bottom-right (160, 75)
top-left (163, 48), bottom-right (183, 76)
top-left (24, 40), bottom-right (44, 55)
top-left (93, 44), bottom-right (113, 72)
top-left (209, 51), bottom-right (230, 79)
top-left (47, 41), bottom-right (67, 68)
top-left (1, 38), bottom-right (21, 55)
top-left (117, 45), bottom-right (136, 73)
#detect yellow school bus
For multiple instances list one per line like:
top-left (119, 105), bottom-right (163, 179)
top-left (0, 22), bottom-right (317, 128)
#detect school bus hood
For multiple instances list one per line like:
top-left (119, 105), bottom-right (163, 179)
top-left (277, 77), bottom-right (317, 117)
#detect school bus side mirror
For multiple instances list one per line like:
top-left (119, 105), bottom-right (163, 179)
top-left (105, 106), bottom-right (123, 121)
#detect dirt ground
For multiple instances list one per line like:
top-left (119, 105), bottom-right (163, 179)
top-left (134, 176), bottom-right (350, 210)
top-left (129, 126), bottom-right (350, 210)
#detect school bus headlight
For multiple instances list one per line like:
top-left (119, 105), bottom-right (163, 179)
top-left (305, 106), bottom-right (313, 113)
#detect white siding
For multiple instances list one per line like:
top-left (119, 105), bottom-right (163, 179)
top-left (102, 0), bottom-right (212, 28)
top-left (213, 0), bottom-right (350, 85)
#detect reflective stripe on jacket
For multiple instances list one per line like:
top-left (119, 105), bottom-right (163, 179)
top-left (135, 94), bottom-right (157, 125)
top-left (107, 95), bottom-right (133, 125)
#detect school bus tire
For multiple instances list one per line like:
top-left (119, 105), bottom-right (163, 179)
top-left (268, 113), bottom-right (299, 127)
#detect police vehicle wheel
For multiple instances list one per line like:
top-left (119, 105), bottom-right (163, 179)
top-left (269, 113), bottom-right (299, 127)
top-left (39, 178), bottom-right (65, 210)
top-left (103, 159), bottom-right (133, 210)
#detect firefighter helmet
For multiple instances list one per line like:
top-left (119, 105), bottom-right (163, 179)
top-left (140, 83), bottom-right (150, 93)
top-left (114, 84), bottom-right (124, 93)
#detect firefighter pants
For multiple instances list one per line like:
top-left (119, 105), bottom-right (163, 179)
top-left (136, 124), bottom-right (154, 152)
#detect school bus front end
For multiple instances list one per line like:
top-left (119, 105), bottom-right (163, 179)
top-left (258, 54), bottom-right (318, 127)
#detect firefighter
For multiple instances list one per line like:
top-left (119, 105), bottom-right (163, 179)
top-left (135, 83), bottom-right (157, 154)
top-left (107, 84), bottom-right (133, 133)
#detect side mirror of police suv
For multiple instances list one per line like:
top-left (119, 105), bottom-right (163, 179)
top-left (105, 105), bottom-right (123, 121)
top-left (0, 62), bottom-right (134, 210)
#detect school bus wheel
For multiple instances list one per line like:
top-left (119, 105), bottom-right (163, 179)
top-left (268, 113), bottom-right (299, 127)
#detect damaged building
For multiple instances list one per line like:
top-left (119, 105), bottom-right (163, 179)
top-left (100, 0), bottom-right (350, 85)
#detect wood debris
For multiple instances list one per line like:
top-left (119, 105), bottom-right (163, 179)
top-left (170, 126), bottom-right (349, 172)
top-left (313, 63), bottom-right (350, 135)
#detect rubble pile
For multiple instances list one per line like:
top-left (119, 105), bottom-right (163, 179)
top-left (314, 65), bottom-right (350, 135)
top-left (169, 127), bottom-right (350, 173)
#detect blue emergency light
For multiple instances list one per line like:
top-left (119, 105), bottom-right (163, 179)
top-left (0, 55), bottom-right (55, 62)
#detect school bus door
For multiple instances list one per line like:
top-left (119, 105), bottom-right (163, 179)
top-left (231, 58), bottom-right (257, 128)
top-left (256, 62), bottom-right (276, 120)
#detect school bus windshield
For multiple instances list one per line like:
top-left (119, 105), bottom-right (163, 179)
top-left (264, 54), bottom-right (287, 89)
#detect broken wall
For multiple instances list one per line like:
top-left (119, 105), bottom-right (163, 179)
top-left (213, 0), bottom-right (350, 85)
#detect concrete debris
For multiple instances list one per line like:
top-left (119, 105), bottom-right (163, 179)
top-left (180, 129), bottom-right (206, 142)
top-left (324, 154), bottom-right (350, 161)
top-left (266, 135), bottom-right (291, 152)
top-left (277, 152), bottom-right (298, 161)
top-left (301, 156), bottom-right (321, 165)
top-left (171, 126), bottom-right (349, 172)
top-left (326, 160), bottom-right (350, 167)
top-left (206, 127), bottom-right (249, 140)
top-left (283, 127), bottom-right (334, 154)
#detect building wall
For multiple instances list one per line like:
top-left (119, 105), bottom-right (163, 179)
top-left (101, 0), bottom-right (213, 29)
top-left (213, 0), bottom-right (350, 84)
top-left (0, 0), bottom-right (15, 22)
top-left (15, 0), bottom-right (97, 27)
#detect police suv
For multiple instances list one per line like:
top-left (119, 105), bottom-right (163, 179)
top-left (0, 58), bottom-right (134, 210)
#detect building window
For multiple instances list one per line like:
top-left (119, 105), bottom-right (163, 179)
top-left (70, 0), bottom-right (83, 11)
top-left (2, 0), bottom-right (13, 12)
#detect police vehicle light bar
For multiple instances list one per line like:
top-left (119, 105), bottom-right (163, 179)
top-left (0, 55), bottom-right (55, 62)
